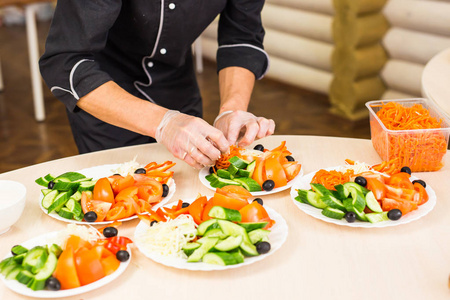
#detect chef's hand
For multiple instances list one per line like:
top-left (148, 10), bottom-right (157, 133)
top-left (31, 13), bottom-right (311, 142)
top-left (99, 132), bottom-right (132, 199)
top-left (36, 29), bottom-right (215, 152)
top-left (156, 110), bottom-right (230, 169)
top-left (213, 110), bottom-right (275, 147)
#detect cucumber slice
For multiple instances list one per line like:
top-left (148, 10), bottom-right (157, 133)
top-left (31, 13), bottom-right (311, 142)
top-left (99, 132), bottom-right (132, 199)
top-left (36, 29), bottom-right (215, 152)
top-left (208, 206), bottom-right (242, 222)
top-left (44, 174), bottom-right (56, 182)
top-left (297, 189), bottom-right (327, 209)
top-left (248, 229), bottom-right (270, 244)
top-left (239, 240), bottom-right (259, 256)
top-left (35, 177), bottom-right (49, 187)
top-left (334, 184), bottom-right (347, 199)
top-left (322, 194), bottom-right (346, 211)
top-left (365, 191), bottom-right (383, 213)
top-left (78, 180), bottom-right (96, 192)
top-left (236, 169), bottom-right (251, 178)
top-left (58, 207), bottom-right (74, 220)
top-left (5, 265), bottom-right (22, 280)
top-left (217, 169), bottom-right (233, 179)
top-left (321, 207), bottom-right (346, 220)
top-left (365, 211), bottom-right (389, 223)
top-left (197, 219), bottom-right (218, 236)
top-left (40, 189), bottom-right (52, 196)
top-left (22, 246), bottom-right (48, 273)
top-left (11, 245), bottom-right (28, 256)
top-left (0, 257), bottom-right (15, 273)
top-left (217, 220), bottom-right (247, 239)
top-left (65, 198), bottom-right (82, 218)
top-left (205, 173), bottom-right (219, 183)
top-left (16, 270), bottom-right (34, 285)
top-left (343, 182), bottom-right (369, 197)
top-left (214, 177), bottom-right (242, 188)
top-left (233, 177), bottom-right (262, 192)
top-left (49, 244), bottom-right (63, 258)
top-left (187, 237), bottom-right (219, 262)
top-left (70, 190), bottom-right (82, 201)
top-left (228, 156), bottom-right (250, 169)
top-left (245, 160), bottom-right (256, 178)
top-left (41, 190), bottom-right (59, 210)
top-left (47, 191), bottom-right (71, 214)
top-left (13, 253), bottom-right (27, 264)
top-left (203, 228), bottom-right (228, 239)
top-left (238, 222), bottom-right (268, 232)
top-left (202, 252), bottom-right (240, 266)
top-left (310, 183), bottom-right (332, 197)
top-left (214, 235), bottom-right (243, 251)
top-left (348, 187), bottom-right (366, 212)
top-left (230, 249), bottom-right (245, 263)
top-left (226, 164), bottom-right (239, 176)
top-left (54, 171), bottom-right (86, 182)
top-left (31, 252), bottom-right (58, 291)
top-left (52, 181), bottom-right (80, 192)
top-left (182, 242), bottom-right (201, 256)
top-left (1, 262), bottom-right (19, 276)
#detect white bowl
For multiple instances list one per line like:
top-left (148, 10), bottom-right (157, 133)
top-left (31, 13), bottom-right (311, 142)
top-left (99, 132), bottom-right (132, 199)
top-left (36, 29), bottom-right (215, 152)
top-left (0, 180), bottom-right (26, 235)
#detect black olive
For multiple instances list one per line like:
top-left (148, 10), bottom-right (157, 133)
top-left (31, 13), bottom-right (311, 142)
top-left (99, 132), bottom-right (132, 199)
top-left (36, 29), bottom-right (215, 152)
top-left (256, 241), bottom-right (271, 254)
top-left (253, 198), bottom-right (264, 205)
top-left (253, 144), bottom-right (264, 152)
top-left (262, 180), bottom-right (275, 191)
top-left (103, 227), bottom-right (118, 238)
top-left (47, 180), bottom-right (55, 189)
top-left (344, 212), bottom-right (356, 223)
top-left (181, 202), bottom-right (190, 208)
top-left (113, 173), bottom-right (122, 176)
top-left (134, 168), bottom-right (146, 174)
top-left (84, 211), bottom-right (97, 222)
top-left (387, 209), bottom-right (402, 221)
top-left (116, 250), bottom-right (130, 262)
top-left (162, 184), bottom-right (169, 197)
top-left (150, 220), bottom-right (158, 226)
top-left (46, 277), bottom-right (61, 291)
top-left (285, 155), bottom-right (295, 162)
top-left (400, 166), bottom-right (412, 175)
top-left (354, 176), bottom-right (367, 187)
top-left (209, 166), bottom-right (215, 174)
top-left (412, 179), bottom-right (426, 188)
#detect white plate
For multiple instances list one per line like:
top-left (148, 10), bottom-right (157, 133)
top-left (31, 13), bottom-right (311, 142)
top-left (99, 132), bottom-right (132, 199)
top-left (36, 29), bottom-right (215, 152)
top-left (134, 199), bottom-right (288, 271)
top-left (39, 164), bottom-right (175, 225)
top-left (290, 167), bottom-right (437, 228)
top-left (0, 230), bottom-right (131, 298)
top-left (199, 166), bottom-right (303, 196)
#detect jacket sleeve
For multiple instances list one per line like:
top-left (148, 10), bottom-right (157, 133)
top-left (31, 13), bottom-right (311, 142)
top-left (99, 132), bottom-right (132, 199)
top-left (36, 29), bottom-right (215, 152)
top-left (216, 0), bottom-right (269, 80)
top-left (39, 0), bottom-right (121, 111)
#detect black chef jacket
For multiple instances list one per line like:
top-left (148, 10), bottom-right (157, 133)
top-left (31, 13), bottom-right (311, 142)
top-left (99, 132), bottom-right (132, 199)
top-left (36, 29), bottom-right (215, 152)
top-left (39, 0), bottom-right (269, 153)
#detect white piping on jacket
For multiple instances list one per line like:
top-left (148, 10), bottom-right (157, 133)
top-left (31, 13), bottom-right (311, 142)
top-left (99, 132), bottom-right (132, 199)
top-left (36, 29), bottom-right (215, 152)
top-left (50, 59), bottom-right (94, 100)
top-left (218, 43), bottom-right (270, 79)
top-left (134, 0), bottom-right (165, 103)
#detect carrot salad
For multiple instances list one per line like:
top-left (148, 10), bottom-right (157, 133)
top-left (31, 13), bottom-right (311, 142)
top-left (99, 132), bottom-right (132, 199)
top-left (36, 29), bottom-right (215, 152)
top-left (371, 102), bottom-right (447, 172)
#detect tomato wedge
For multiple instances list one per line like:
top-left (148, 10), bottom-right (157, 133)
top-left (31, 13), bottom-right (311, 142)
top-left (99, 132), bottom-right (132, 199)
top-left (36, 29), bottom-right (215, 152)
top-left (93, 178), bottom-right (115, 204)
top-left (134, 177), bottom-right (163, 204)
top-left (80, 192), bottom-right (112, 222)
top-left (387, 172), bottom-right (414, 190)
top-left (188, 196), bottom-right (208, 224)
top-left (381, 197), bottom-right (418, 215)
top-left (265, 157), bottom-right (287, 188)
top-left (65, 235), bottom-right (92, 251)
top-left (109, 174), bottom-right (135, 195)
top-left (252, 157), bottom-right (266, 187)
top-left (413, 182), bottom-right (429, 205)
top-left (74, 247), bottom-right (105, 286)
top-left (100, 255), bottom-right (120, 276)
top-left (366, 177), bottom-right (386, 200)
top-left (239, 202), bottom-right (275, 229)
top-left (53, 245), bottom-right (81, 290)
top-left (281, 161), bottom-right (301, 181)
top-left (218, 185), bottom-right (252, 199)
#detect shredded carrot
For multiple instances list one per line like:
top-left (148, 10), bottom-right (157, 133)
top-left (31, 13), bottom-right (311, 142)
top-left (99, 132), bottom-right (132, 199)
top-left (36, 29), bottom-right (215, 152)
top-left (214, 145), bottom-right (242, 170)
top-left (311, 169), bottom-right (355, 190)
top-left (371, 102), bottom-right (448, 172)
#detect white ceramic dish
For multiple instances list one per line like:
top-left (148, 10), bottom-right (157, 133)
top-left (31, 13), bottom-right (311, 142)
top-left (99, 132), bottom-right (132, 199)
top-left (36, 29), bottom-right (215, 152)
top-left (0, 230), bottom-right (131, 298)
top-left (290, 167), bottom-right (437, 228)
top-left (199, 166), bottom-right (303, 196)
top-left (134, 199), bottom-right (288, 271)
top-left (0, 180), bottom-right (27, 235)
top-left (39, 164), bottom-right (175, 225)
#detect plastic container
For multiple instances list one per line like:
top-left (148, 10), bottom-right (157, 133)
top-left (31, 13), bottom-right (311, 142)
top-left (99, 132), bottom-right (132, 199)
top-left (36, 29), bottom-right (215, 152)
top-left (366, 98), bottom-right (450, 172)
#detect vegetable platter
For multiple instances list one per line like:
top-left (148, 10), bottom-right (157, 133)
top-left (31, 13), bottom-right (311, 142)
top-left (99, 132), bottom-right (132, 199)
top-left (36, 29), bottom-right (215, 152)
top-left (134, 186), bottom-right (288, 270)
top-left (290, 160), bottom-right (436, 228)
top-left (35, 160), bottom-right (176, 225)
top-left (200, 141), bottom-right (303, 196)
top-left (0, 224), bottom-right (131, 298)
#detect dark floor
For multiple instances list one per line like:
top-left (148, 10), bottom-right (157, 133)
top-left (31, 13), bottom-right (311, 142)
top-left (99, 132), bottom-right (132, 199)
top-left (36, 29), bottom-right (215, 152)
top-left (0, 21), bottom-right (370, 174)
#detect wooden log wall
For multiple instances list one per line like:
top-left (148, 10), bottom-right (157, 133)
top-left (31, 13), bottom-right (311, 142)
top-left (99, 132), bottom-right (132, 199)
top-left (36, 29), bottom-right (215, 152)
top-left (381, 0), bottom-right (450, 100)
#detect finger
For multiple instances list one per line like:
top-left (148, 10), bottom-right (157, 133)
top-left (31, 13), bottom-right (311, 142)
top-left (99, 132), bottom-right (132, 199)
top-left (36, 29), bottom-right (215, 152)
top-left (183, 153), bottom-right (204, 169)
top-left (238, 121), bottom-right (259, 147)
top-left (196, 139), bottom-right (222, 163)
top-left (206, 127), bottom-right (231, 153)
top-left (267, 119), bottom-right (276, 135)
top-left (256, 118), bottom-right (271, 139)
top-left (189, 146), bottom-right (216, 167)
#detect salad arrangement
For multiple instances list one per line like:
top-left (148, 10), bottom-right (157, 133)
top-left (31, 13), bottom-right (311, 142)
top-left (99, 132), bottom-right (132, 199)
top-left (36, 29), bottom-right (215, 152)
top-left (0, 224), bottom-right (131, 292)
top-left (205, 141), bottom-right (302, 192)
top-left (35, 161), bottom-right (175, 223)
top-left (294, 160), bottom-right (430, 224)
top-left (135, 186), bottom-right (277, 266)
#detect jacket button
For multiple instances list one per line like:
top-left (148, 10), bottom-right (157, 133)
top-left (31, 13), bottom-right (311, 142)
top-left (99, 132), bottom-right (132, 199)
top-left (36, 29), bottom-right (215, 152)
top-left (160, 48), bottom-right (167, 55)
top-left (147, 61), bottom-right (154, 68)
top-left (169, 3), bottom-right (175, 9)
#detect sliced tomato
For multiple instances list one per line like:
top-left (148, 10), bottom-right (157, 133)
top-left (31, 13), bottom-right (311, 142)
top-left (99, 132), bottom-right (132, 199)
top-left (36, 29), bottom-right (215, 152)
top-left (219, 185), bottom-right (252, 199)
top-left (239, 202), bottom-right (275, 229)
top-left (91, 245), bottom-right (114, 259)
top-left (100, 255), bottom-right (120, 276)
top-left (80, 192), bottom-right (112, 222)
top-left (108, 236), bottom-right (133, 247)
top-left (201, 198), bottom-right (216, 222)
top-left (105, 205), bottom-right (128, 221)
top-left (212, 192), bottom-right (249, 210)
top-left (281, 161), bottom-right (301, 181)
top-left (413, 182), bottom-right (429, 205)
top-left (366, 177), bottom-right (386, 200)
top-left (135, 177), bottom-right (163, 204)
top-left (74, 247), bottom-right (105, 286)
top-left (265, 157), bottom-right (287, 188)
top-left (387, 172), bottom-right (414, 190)
top-left (188, 196), bottom-right (208, 224)
top-left (93, 178), bottom-right (115, 204)
top-left (381, 197), bottom-right (418, 215)
top-left (109, 174), bottom-right (135, 195)
top-left (53, 245), bottom-right (81, 290)
top-left (115, 186), bottom-right (139, 202)
top-left (65, 235), bottom-right (92, 252)
top-left (252, 157), bottom-right (266, 187)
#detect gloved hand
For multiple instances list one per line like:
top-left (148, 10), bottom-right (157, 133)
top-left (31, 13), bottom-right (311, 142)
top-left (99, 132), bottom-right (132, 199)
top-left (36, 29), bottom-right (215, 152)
top-left (213, 110), bottom-right (275, 147)
top-left (156, 110), bottom-right (230, 169)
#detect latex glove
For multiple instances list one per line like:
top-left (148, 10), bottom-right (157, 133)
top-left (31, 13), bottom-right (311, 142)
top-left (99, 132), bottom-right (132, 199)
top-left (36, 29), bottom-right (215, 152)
top-left (156, 110), bottom-right (230, 169)
top-left (213, 110), bottom-right (275, 147)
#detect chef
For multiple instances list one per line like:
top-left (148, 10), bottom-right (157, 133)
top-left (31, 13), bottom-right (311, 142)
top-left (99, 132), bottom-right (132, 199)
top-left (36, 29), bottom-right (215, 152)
top-left (39, 0), bottom-right (275, 169)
